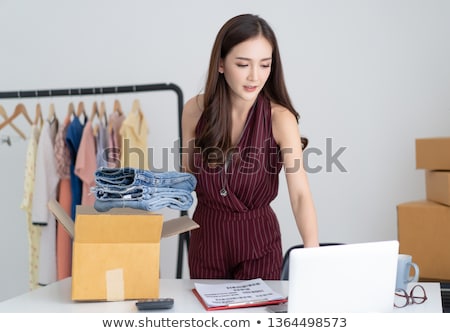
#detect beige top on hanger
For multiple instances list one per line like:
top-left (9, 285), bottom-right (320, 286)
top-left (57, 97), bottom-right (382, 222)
top-left (131, 99), bottom-right (141, 114)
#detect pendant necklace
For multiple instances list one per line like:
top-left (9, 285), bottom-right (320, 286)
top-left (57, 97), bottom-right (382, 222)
top-left (220, 157), bottom-right (230, 197)
top-left (220, 187), bottom-right (228, 197)
top-left (219, 99), bottom-right (257, 198)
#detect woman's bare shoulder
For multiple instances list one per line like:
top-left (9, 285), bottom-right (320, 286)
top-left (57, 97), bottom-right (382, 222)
top-left (271, 102), bottom-right (296, 124)
top-left (182, 94), bottom-right (204, 141)
top-left (270, 101), bottom-right (300, 146)
top-left (184, 94), bottom-right (204, 117)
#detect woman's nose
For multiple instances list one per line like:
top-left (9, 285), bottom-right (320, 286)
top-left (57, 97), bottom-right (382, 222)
top-left (247, 66), bottom-right (258, 81)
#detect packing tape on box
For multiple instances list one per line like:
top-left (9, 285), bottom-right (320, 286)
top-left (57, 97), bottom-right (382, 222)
top-left (106, 268), bottom-right (125, 301)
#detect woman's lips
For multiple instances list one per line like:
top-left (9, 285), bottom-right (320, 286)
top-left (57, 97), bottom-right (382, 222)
top-left (244, 85), bottom-right (257, 92)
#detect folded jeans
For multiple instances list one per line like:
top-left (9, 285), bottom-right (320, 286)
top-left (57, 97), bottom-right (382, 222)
top-left (94, 167), bottom-right (196, 192)
top-left (93, 190), bottom-right (193, 212)
top-left (92, 185), bottom-right (184, 200)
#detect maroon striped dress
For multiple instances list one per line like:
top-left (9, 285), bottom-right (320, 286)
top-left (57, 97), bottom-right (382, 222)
top-left (189, 93), bottom-right (283, 280)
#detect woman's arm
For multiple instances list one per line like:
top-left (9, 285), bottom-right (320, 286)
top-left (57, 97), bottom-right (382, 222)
top-left (181, 95), bottom-right (203, 173)
top-left (272, 104), bottom-right (319, 247)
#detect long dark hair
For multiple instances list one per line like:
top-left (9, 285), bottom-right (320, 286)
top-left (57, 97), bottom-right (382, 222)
top-left (197, 14), bottom-right (307, 162)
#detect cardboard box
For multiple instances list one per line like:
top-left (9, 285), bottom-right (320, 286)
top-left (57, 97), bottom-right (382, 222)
top-left (48, 200), bottom-right (199, 301)
top-left (397, 201), bottom-right (450, 281)
top-left (415, 137), bottom-right (450, 170)
top-left (426, 170), bottom-right (450, 206)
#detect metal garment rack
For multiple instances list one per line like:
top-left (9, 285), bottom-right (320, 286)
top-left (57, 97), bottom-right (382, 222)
top-left (0, 82), bottom-right (190, 279)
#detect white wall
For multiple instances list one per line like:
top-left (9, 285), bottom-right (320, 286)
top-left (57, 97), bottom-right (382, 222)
top-left (1, 0), bottom-right (449, 301)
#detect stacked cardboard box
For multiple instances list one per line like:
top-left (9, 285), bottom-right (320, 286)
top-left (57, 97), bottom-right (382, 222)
top-left (397, 137), bottom-right (450, 282)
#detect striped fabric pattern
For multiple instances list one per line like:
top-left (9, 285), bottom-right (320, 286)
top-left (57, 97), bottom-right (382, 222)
top-left (189, 94), bottom-right (283, 280)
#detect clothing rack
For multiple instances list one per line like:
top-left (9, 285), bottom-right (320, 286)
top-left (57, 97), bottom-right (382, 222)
top-left (0, 82), bottom-right (190, 279)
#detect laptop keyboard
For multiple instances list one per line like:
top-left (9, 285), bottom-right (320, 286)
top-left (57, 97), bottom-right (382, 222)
top-left (441, 283), bottom-right (450, 313)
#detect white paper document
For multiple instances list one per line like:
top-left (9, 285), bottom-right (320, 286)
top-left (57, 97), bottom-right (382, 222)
top-left (193, 278), bottom-right (286, 308)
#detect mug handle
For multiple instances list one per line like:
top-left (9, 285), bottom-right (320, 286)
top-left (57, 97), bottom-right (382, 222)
top-left (407, 262), bottom-right (419, 282)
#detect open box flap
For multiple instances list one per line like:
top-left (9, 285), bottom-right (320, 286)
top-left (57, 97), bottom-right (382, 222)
top-left (48, 199), bottom-right (199, 241)
top-left (48, 199), bottom-right (74, 238)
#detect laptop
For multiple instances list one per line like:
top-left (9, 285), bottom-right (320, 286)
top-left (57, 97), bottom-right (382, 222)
top-left (286, 240), bottom-right (399, 313)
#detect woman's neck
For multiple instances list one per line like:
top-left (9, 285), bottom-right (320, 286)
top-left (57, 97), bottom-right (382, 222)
top-left (230, 95), bottom-right (258, 115)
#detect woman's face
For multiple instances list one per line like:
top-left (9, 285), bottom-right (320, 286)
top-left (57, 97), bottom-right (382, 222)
top-left (220, 35), bottom-right (273, 104)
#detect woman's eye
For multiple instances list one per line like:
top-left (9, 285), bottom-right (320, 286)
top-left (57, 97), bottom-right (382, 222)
top-left (261, 64), bottom-right (271, 68)
top-left (236, 64), bottom-right (248, 68)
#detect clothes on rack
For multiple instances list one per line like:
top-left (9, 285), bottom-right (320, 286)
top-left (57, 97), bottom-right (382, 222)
top-left (66, 111), bottom-right (86, 219)
top-left (20, 124), bottom-right (43, 290)
top-left (17, 98), bottom-right (152, 286)
top-left (92, 167), bottom-right (196, 212)
top-left (96, 122), bottom-right (109, 169)
top-left (54, 113), bottom-right (73, 280)
top-left (75, 119), bottom-right (97, 206)
top-left (119, 99), bottom-right (150, 170)
top-left (108, 101), bottom-right (126, 168)
top-left (0, 83), bottom-right (188, 285)
top-left (31, 117), bottom-right (59, 286)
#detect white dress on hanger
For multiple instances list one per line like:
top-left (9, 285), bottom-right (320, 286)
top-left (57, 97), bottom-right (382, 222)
top-left (31, 120), bottom-right (59, 286)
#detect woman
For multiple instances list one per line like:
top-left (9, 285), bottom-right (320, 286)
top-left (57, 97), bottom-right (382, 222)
top-left (182, 14), bottom-right (319, 280)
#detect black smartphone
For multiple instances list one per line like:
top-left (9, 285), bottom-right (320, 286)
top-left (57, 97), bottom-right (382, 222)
top-left (136, 298), bottom-right (174, 310)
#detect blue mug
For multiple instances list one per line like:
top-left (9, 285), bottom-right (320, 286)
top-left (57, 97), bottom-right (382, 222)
top-left (395, 254), bottom-right (419, 291)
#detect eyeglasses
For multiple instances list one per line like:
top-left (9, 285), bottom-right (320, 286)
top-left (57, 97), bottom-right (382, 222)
top-left (394, 284), bottom-right (428, 308)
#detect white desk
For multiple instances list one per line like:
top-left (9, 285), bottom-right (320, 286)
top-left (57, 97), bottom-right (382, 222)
top-left (0, 278), bottom-right (442, 313)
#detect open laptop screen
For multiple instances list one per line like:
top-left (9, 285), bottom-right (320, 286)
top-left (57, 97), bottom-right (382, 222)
top-left (287, 240), bottom-right (399, 313)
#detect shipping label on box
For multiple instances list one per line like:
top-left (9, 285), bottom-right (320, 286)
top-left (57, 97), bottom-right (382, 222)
top-left (415, 137), bottom-right (450, 170)
top-left (397, 201), bottom-right (450, 281)
top-left (48, 200), bottom-right (199, 301)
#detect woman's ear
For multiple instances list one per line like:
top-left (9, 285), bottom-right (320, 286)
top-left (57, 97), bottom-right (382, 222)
top-left (218, 59), bottom-right (224, 74)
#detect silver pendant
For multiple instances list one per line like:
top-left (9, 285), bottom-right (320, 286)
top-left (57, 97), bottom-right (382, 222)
top-left (220, 188), bottom-right (228, 197)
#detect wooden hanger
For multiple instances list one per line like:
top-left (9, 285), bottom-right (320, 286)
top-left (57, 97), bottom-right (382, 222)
top-left (90, 101), bottom-right (100, 136)
top-left (34, 103), bottom-right (44, 128)
top-left (99, 101), bottom-right (108, 126)
top-left (47, 103), bottom-right (56, 123)
top-left (67, 101), bottom-right (76, 118)
top-left (131, 99), bottom-right (141, 114)
top-left (113, 99), bottom-right (123, 115)
top-left (77, 101), bottom-right (86, 118)
top-left (0, 103), bottom-right (33, 131)
top-left (109, 99), bottom-right (124, 134)
top-left (90, 101), bottom-right (99, 121)
top-left (0, 105), bottom-right (27, 139)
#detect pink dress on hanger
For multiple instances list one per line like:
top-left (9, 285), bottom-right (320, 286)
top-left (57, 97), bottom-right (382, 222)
top-left (75, 120), bottom-right (97, 206)
top-left (108, 110), bottom-right (126, 167)
top-left (54, 115), bottom-right (72, 280)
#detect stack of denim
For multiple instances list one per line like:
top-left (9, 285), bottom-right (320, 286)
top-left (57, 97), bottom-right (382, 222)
top-left (91, 167), bottom-right (197, 212)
